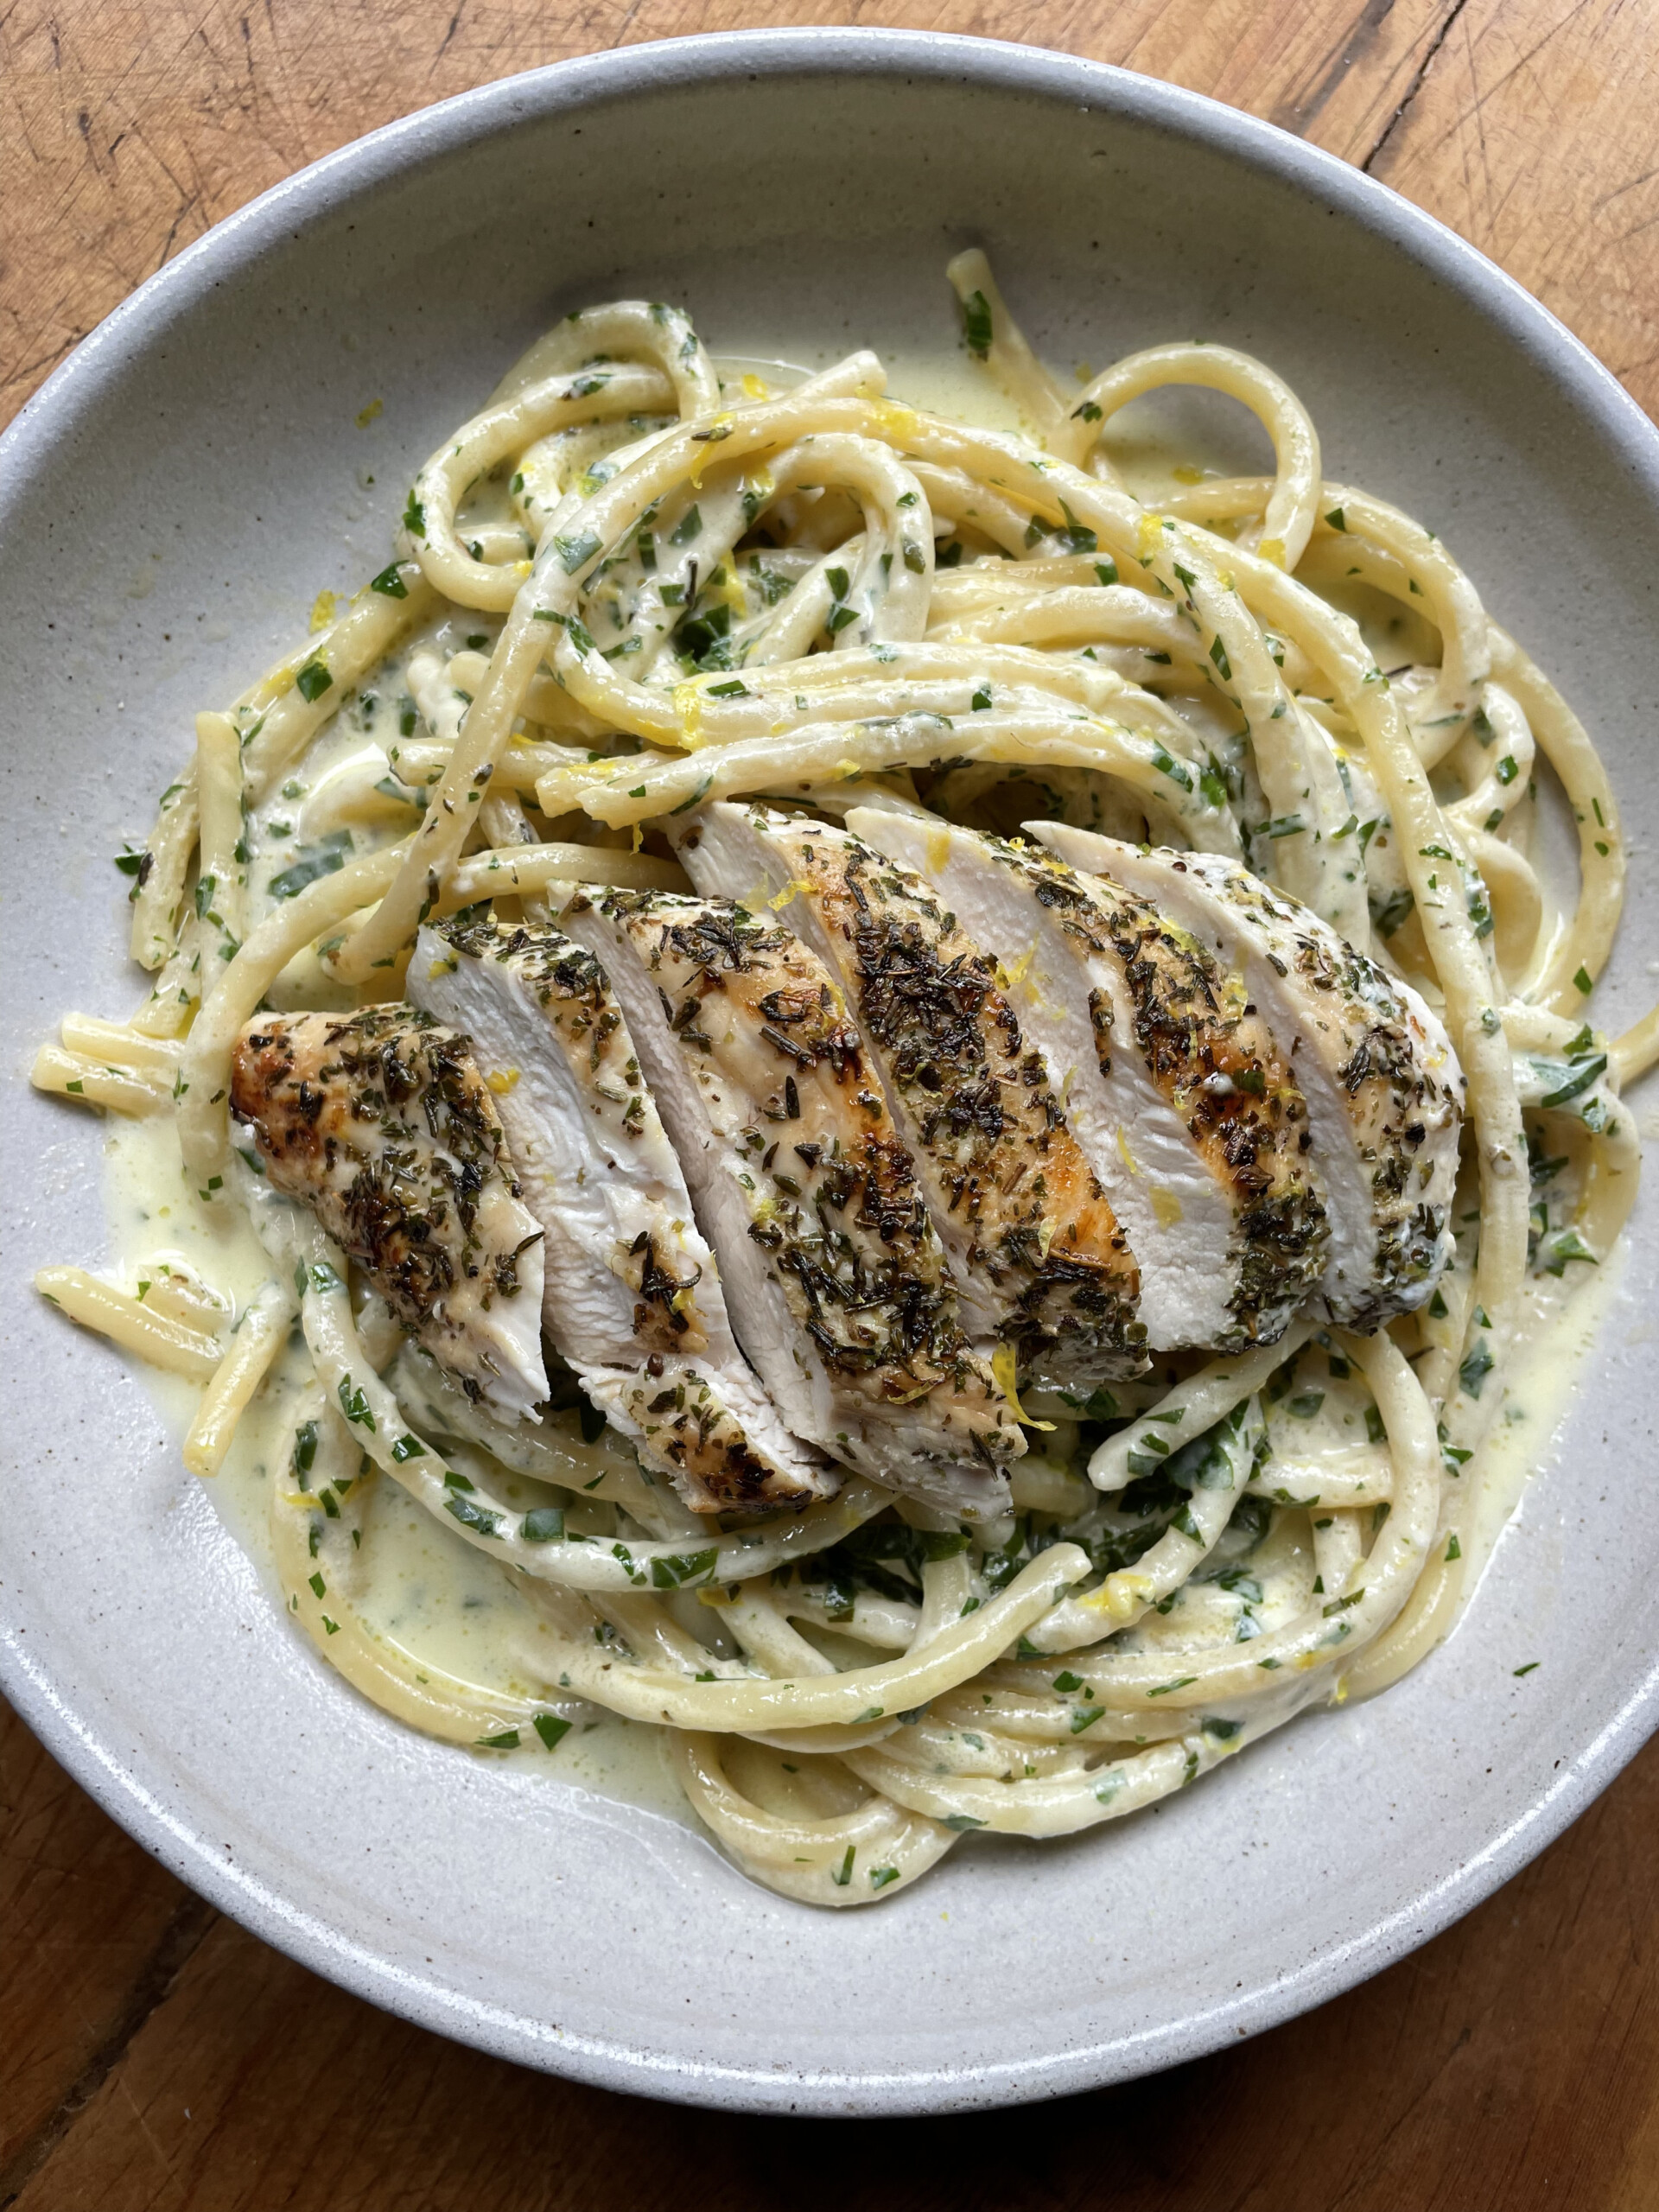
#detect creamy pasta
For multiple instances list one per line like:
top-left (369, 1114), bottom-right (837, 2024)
top-left (32, 255), bottom-right (1649, 1906)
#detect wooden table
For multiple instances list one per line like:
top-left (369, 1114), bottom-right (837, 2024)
top-left (4, 3), bottom-right (1659, 2203)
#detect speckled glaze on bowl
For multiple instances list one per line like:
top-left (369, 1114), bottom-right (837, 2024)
top-left (3, 29), bottom-right (1658, 2115)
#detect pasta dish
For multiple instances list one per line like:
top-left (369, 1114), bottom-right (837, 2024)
top-left (32, 256), bottom-right (1649, 1905)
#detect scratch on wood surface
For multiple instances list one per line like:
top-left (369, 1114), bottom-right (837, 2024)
top-left (429, 3), bottom-right (467, 73)
top-left (1597, 162), bottom-right (1659, 213)
top-left (1268, 0), bottom-right (1399, 133)
top-left (1446, 0), bottom-right (1599, 124)
top-left (1361, 0), bottom-right (1471, 169)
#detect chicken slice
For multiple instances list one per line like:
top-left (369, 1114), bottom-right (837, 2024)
top-left (847, 810), bottom-right (1328, 1353)
top-left (559, 887), bottom-right (1021, 1518)
top-left (409, 916), bottom-right (829, 1513)
top-left (676, 805), bottom-right (1147, 1387)
top-left (1033, 828), bottom-right (1462, 1327)
top-left (230, 1007), bottom-right (548, 1419)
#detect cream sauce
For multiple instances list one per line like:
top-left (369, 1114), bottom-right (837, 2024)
top-left (1458, 1235), bottom-right (1630, 1590)
top-left (99, 1116), bottom-right (693, 1825)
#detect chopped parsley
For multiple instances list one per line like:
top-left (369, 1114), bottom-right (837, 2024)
top-left (554, 529), bottom-right (602, 574)
top-left (961, 289), bottom-right (994, 359)
top-left (1458, 1341), bottom-right (1495, 1399)
top-left (268, 829), bottom-right (353, 900)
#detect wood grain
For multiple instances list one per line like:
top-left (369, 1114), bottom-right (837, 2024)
top-left (3, 2), bottom-right (1657, 2205)
top-left (0, 1707), bottom-right (212, 2190)
top-left (1370, 0), bottom-right (1659, 422)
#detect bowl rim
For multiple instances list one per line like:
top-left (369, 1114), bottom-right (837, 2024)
top-left (5, 25), bottom-right (1658, 2115)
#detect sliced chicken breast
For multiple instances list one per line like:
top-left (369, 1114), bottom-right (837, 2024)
top-left (230, 1007), bottom-right (548, 1419)
top-left (1033, 828), bottom-right (1462, 1327)
top-left (677, 805), bottom-right (1147, 1387)
top-left (409, 917), bottom-right (831, 1514)
top-left (559, 887), bottom-right (1021, 1518)
top-left (847, 810), bottom-right (1328, 1352)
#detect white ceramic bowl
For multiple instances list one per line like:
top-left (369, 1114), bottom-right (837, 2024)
top-left (4, 29), bottom-right (1658, 2114)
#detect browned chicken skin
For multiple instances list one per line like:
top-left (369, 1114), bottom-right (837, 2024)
top-left (230, 1006), bottom-right (549, 1417)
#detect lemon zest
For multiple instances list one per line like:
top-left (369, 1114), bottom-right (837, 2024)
top-left (1086, 1571), bottom-right (1155, 1620)
top-left (672, 683), bottom-right (705, 747)
top-left (1001, 943), bottom-right (1036, 995)
top-left (869, 399), bottom-right (920, 445)
top-left (990, 1343), bottom-right (1055, 1430)
top-left (690, 413), bottom-right (735, 487)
